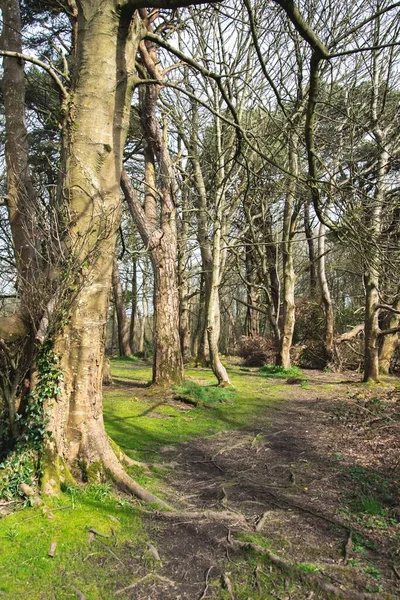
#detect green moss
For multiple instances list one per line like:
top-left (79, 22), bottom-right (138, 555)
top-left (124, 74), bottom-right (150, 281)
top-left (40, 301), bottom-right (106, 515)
top-left (0, 492), bottom-right (145, 599)
top-left (40, 447), bottom-right (75, 495)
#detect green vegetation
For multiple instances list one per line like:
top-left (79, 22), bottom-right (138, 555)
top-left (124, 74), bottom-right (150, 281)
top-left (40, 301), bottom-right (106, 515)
top-left (0, 488), bottom-right (144, 599)
top-left (258, 364), bottom-right (303, 378)
top-left (0, 341), bottom-right (63, 499)
top-left (173, 379), bottom-right (236, 406)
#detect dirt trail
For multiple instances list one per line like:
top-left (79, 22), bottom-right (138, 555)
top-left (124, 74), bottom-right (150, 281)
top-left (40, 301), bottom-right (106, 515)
top-left (117, 372), bottom-right (400, 599)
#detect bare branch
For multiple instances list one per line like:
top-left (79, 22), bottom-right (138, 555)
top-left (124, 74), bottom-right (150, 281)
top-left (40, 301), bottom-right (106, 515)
top-left (0, 50), bottom-right (69, 100)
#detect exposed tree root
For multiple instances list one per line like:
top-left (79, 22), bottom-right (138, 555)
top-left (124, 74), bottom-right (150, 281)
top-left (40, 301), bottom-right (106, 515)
top-left (115, 573), bottom-right (176, 595)
top-left (103, 451), bottom-right (172, 509)
top-left (231, 538), bottom-right (385, 600)
top-left (137, 506), bottom-right (249, 527)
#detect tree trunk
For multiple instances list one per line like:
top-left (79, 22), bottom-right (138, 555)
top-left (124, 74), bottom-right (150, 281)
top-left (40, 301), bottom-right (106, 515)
top-left (151, 234), bottom-right (184, 384)
top-left (304, 199), bottom-right (317, 296)
top-left (112, 257), bottom-right (132, 356)
top-left (129, 259), bottom-right (137, 352)
top-left (245, 244), bottom-right (260, 337)
top-left (0, 0), bottom-right (37, 297)
top-left (276, 134), bottom-right (298, 369)
top-left (178, 183), bottom-right (192, 363)
top-left (317, 221), bottom-right (334, 364)
top-left (363, 268), bottom-right (380, 382)
top-left (43, 4), bottom-right (162, 502)
top-left (379, 295), bottom-right (400, 374)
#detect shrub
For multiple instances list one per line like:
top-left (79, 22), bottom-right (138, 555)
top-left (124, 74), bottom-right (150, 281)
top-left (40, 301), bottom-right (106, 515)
top-left (236, 336), bottom-right (275, 367)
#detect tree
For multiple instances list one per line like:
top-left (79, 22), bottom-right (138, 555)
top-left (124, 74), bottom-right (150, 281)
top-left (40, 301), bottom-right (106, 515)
top-left (0, 0), bottom-right (205, 498)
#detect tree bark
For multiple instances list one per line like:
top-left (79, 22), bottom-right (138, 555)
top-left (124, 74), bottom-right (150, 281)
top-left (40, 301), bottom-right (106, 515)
top-left (317, 221), bottom-right (334, 363)
top-left (121, 23), bottom-right (183, 385)
top-left (43, 3), bottom-right (159, 498)
top-left (112, 257), bottom-right (132, 356)
top-left (276, 133), bottom-right (298, 369)
top-left (304, 199), bottom-right (317, 295)
top-left (129, 259), bottom-right (137, 352)
top-left (0, 0), bottom-right (37, 298)
top-left (379, 295), bottom-right (400, 374)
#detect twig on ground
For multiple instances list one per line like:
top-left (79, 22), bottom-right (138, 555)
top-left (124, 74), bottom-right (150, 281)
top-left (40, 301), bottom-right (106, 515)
top-left (393, 564), bottom-right (400, 579)
top-left (199, 566), bottom-right (213, 600)
top-left (70, 585), bottom-right (86, 600)
top-left (89, 528), bottom-right (111, 539)
top-left (146, 542), bottom-right (161, 561)
top-left (223, 573), bottom-right (235, 599)
top-left (255, 511), bottom-right (270, 532)
top-left (93, 537), bottom-right (124, 564)
top-left (343, 529), bottom-right (352, 565)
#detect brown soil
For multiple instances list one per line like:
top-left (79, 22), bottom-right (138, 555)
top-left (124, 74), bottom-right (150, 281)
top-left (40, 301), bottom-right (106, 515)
top-left (111, 370), bottom-right (400, 599)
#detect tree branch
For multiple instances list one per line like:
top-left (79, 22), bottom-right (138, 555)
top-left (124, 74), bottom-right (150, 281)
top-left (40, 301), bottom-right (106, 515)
top-left (0, 50), bottom-right (69, 100)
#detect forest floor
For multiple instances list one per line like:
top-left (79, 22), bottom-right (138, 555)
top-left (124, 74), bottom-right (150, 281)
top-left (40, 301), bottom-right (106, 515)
top-left (0, 359), bottom-right (399, 599)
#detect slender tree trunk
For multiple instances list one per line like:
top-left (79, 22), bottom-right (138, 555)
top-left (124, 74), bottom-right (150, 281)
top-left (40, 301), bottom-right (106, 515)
top-left (363, 268), bottom-right (380, 382)
top-left (317, 221), bottom-right (334, 363)
top-left (0, 0), bottom-right (37, 297)
top-left (277, 133), bottom-right (298, 369)
top-left (304, 199), bottom-right (317, 295)
top-left (112, 257), bottom-right (132, 356)
top-left (363, 37), bottom-right (388, 382)
top-left (245, 245), bottom-right (260, 337)
top-left (178, 183), bottom-right (192, 363)
top-left (379, 296), bottom-right (400, 374)
top-left (121, 28), bottom-right (183, 385)
top-left (129, 259), bottom-right (137, 352)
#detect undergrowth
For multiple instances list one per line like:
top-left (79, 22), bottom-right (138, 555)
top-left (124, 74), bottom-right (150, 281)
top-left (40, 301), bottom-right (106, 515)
top-left (173, 379), bottom-right (236, 406)
top-left (0, 341), bottom-right (63, 499)
top-left (258, 364), bottom-right (302, 378)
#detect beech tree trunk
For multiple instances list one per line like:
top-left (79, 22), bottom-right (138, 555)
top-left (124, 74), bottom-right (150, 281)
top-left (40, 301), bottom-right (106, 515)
top-left (112, 257), bottom-right (132, 356)
top-left (43, 3), bottom-right (159, 498)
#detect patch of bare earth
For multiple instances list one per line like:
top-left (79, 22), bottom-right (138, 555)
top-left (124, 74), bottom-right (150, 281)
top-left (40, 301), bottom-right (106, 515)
top-left (111, 371), bottom-right (400, 599)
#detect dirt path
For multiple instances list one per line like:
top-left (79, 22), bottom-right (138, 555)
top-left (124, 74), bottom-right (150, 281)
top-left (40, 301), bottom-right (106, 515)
top-left (116, 372), bottom-right (399, 599)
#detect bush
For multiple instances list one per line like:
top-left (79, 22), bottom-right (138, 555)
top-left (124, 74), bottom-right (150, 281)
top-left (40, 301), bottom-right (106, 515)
top-left (236, 336), bottom-right (276, 367)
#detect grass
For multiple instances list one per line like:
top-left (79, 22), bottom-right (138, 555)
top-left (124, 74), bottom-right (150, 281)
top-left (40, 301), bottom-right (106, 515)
top-left (258, 364), bottom-right (303, 379)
